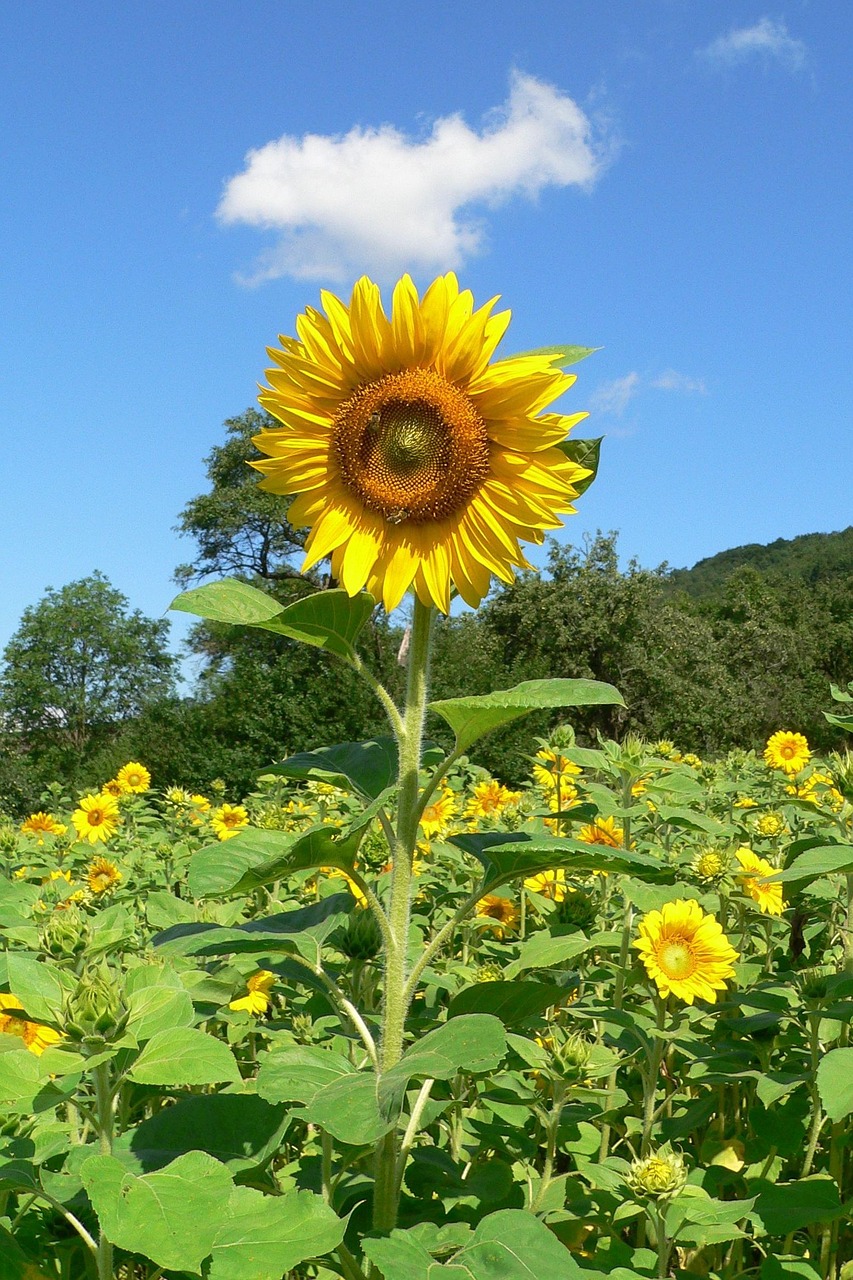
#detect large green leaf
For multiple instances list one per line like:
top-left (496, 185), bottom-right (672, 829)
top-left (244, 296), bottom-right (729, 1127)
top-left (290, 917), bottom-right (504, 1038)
top-left (429, 679), bottom-right (624, 753)
top-left (556, 437), bottom-right (602, 495)
top-left (268, 737), bottom-right (400, 798)
top-left (769, 844), bottom-right (853, 886)
top-left (81, 1149), bottom-right (233, 1273)
top-left (0, 1049), bottom-right (68, 1114)
top-left (749, 1177), bottom-right (843, 1237)
top-left (301, 1072), bottom-right (399, 1146)
top-left (128, 1027), bottom-right (242, 1086)
top-left (446, 981), bottom-right (566, 1023)
top-left (208, 1185), bottom-right (344, 1280)
top-left (126, 984), bottom-right (196, 1043)
top-left (383, 1015), bottom-right (507, 1089)
top-left (170, 581), bottom-right (375, 662)
top-left (5, 954), bottom-right (70, 1023)
top-left (153, 895), bottom-right (352, 968)
top-left (449, 831), bottom-right (670, 892)
top-left (816, 1048), bottom-right (853, 1122)
top-left (188, 825), bottom-right (362, 898)
top-left (257, 1045), bottom-right (356, 1105)
top-left (505, 929), bottom-right (614, 978)
top-left (113, 1093), bottom-right (289, 1173)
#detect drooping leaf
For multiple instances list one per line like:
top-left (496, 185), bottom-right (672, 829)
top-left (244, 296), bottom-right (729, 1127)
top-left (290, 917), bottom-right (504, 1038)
top-left (383, 1015), bottom-right (507, 1089)
top-left (429, 679), bottom-right (624, 754)
top-left (268, 737), bottom-right (400, 798)
top-left (169, 578), bottom-right (286, 625)
top-left (449, 831), bottom-right (670, 892)
top-left (301, 1071), bottom-right (399, 1146)
top-left (81, 1149), bottom-right (233, 1273)
top-left (208, 1185), bottom-right (344, 1280)
top-left (153, 895), bottom-right (353, 968)
top-left (447, 981), bottom-right (566, 1023)
top-left (505, 929), bottom-right (617, 978)
top-left (769, 844), bottom-right (853, 887)
top-left (258, 1045), bottom-right (357, 1105)
top-left (188, 825), bottom-right (361, 898)
top-left (128, 1027), bottom-right (241, 1086)
top-left (749, 1176), bottom-right (843, 1236)
top-left (4, 954), bottom-right (70, 1023)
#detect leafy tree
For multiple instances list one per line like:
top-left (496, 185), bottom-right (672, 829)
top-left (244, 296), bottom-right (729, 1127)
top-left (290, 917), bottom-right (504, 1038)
top-left (0, 573), bottom-right (176, 761)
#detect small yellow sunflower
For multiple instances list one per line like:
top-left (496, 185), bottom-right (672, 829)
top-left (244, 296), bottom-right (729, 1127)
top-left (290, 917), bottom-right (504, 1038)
top-left (229, 970), bottom-right (276, 1016)
top-left (577, 815), bottom-right (624, 848)
top-left (531, 748), bottom-right (581, 790)
top-left (692, 849), bottom-right (728, 884)
top-left (634, 899), bottom-right (739, 1005)
top-left (475, 893), bottom-right (519, 937)
top-left (72, 794), bottom-right (120, 845)
top-left (116, 762), bottom-right (151, 794)
top-left (253, 273), bottom-right (592, 613)
top-left (211, 803), bottom-right (249, 841)
top-left (524, 868), bottom-right (568, 902)
top-left (764, 731), bottom-right (810, 776)
top-left (464, 780), bottom-right (521, 820)
top-left (0, 994), bottom-right (62, 1056)
top-left (101, 778), bottom-right (124, 799)
top-left (753, 812), bottom-right (786, 838)
top-left (20, 812), bottom-right (67, 842)
top-left (419, 785), bottom-right (457, 839)
top-left (735, 847), bottom-right (785, 916)
top-left (87, 857), bottom-right (122, 895)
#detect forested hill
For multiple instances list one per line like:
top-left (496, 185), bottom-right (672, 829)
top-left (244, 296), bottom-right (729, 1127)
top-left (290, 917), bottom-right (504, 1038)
top-left (666, 526), bottom-right (853, 598)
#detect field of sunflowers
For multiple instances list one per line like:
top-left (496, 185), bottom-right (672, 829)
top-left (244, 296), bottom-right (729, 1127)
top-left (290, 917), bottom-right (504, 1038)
top-left (2, 725), bottom-right (853, 1280)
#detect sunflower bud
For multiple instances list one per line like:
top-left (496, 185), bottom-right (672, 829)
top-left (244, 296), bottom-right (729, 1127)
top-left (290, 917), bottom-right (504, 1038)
top-left (41, 905), bottom-right (90, 962)
top-left (474, 963), bottom-right (504, 984)
top-left (292, 1013), bottom-right (315, 1043)
top-left (65, 963), bottom-right (128, 1049)
top-left (798, 966), bottom-right (833, 1009)
top-left (339, 908), bottom-right (383, 961)
top-left (628, 1145), bottom-right (688, 1200)
top-left (555, 1031), bottom-right (592, 1081)
top-left (0, 825), bottom-right (18, 853)
top-left (557, 887), bottom-right (598, 930)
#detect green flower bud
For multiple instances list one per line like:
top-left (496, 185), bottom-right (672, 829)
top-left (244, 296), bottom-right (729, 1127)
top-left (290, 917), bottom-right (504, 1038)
top-left (41, 905), bottom-right (90, 962)
top-left (65, 963), bottom-right (128, 1049)
top-left (292, 1013), bottom-right (315, 1043)
top-left (628, 1144), bottom-right (688, 1200)
top-left (557, 888), bottom-right (598, 930)
top-left (474, 963), bottom-right (504, 983)
top-left (339, 909), bottom-right (383, 961)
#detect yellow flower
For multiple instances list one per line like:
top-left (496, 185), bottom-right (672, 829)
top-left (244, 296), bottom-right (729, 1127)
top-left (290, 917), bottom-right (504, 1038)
top-left (577, 815), bottom-right (624, 848)
top-left (72, 794), bottom-right (120, 844)
top-left (252, 273), bottom-right (592, 614)
top-left (735, 847), bottom-right (785, 916)
top-left (116, 762), bottom-right (151, 793)
top-left (211, 803), bottom-right (249, 841)
top-left (653, 740), bottom-right (675, 758)
top-left (754, 812), bottom-right (786, 838)
top-left (43, 869), bottom-right (73, 884)
top-left (229, 969), bottom-right (276, 1016)
top-left (13, 866), bottom-right (30, 880)
top-left (475, 893), bottom-right (519, 937)
top-left (419, 785), bottom-right (457, 839)
top-left (87, 857), bottom-right (122, 895)
top-left (101, 778), bottom-right (124, 799)
top-left (628, 1145), bottom-right (688, 1199)
top-left (789, 771), bottom-right (845, 812)
top-left (464, 780), bottom-right (521, 820)
top-left (733, 795), bottom-right (758, 809)
top-left (0, 994), bottom-right (62, 1056)
top-left (190, 793), bottom-right (211, 811)
top-left (524, 869), bottom-right (568, 902)
top-left (164, 786), bottom-right (191, 804)
top-left (634, 899), bottom-right (739, 1004)
top-left (322, 867), bottom-right (369, 908)
top-left (692, 849), bottom-right (728, 884)
top-left (20, 812), bottom-right (67, 842)
top-left (764, 731), bottom-right (810, 776)
top-left (682, 753), bottom-right (702, 769)
top-left (532, 748), bottom-right (581, 790)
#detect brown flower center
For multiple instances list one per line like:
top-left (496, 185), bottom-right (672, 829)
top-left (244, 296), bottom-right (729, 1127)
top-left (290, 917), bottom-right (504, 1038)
top-left (88, 809), bottom-right (104, 826)
top-left (332, 368), bottom-right (489, 524)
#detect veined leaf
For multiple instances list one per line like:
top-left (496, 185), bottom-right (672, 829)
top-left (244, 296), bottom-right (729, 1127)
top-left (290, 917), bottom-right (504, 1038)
top-left (188, 825), bottom-right (362, 898)
top-left (449, 831), bottom-right (671, 892)
top-left (556, 437), bottom-right (602, 496)
top-left (767, 844), bottom-right (853, 886)
top-left (429, 679), bottom-right (624, 754)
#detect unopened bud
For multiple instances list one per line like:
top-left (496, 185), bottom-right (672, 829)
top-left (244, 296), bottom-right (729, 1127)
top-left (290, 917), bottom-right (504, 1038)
top-left (628, 1144), bottom-right (688, 1199)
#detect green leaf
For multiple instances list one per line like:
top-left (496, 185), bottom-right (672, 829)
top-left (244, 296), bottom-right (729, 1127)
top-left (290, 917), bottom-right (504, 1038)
top-left (188, 825), bottom-right (362, 898)
top-left (383, 1015), bottom-right (507, 1089)
top-left (0, 1049), bottom-right (67, 1113)
top-left (170, 581), bottom-right (375, 662)
top-left (0, 1224), bottom-right (52, 1280)
top-left (556, 437), bottom-right (602, 496)
top-left (769, 844), bottom-right (853, 886)
top-left (429, 679), bottom-right (624, 754)
top-left (126, 985), bottom-right (196, 1042)
top-left (208, 1185), bottom-right (344, 1280)
top-left (268, 737), bottom-right (400, 798)
top-left (449, 831), bottom-right (670, 892)
top-left (505, 929), bottom-right (613, 977)
top-left (749, 1176), bottom-right (843, 1237)
top-left (258, 1045), bottom-right (356, 1105)
top-left (113, 1093), bottom-right (289, 1173)
top-left (301, 1071), bottom-right (399, 1146)
top-left (128, 1027), bottom-right (242, 1086)
top-left (816, 1047), bottom-right (853, 1121)
top-left (81, 1149), bottom-right (233, 1273)
top-left (5, 954), bottom-right (69, 1022)
top-left (447, 981), bottom-right (566, 1024)
top-left (511, 345), bottom-right (601, 369)
top-left (824, 709), bottom-right (853, 731)
top-left (153, 895), bottom-right (352, 969)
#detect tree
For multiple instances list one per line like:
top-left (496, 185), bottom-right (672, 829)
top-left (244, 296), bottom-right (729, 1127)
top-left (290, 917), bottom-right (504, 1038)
top-left (0, 573), bottom-right (176, 759)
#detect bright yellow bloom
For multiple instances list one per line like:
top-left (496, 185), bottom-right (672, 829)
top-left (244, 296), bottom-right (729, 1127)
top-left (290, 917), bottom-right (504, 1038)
top-left (101, 778), bottom-right (124, 799)
top-left (211, 803), bottom-right (249, 840)
top-left (43, 869), bottom-right (73, 884)
top-left (735, 847), bottom-right (785, 916)
top-left (190, 793), bottom-right (211, 811)
top-left (764, 731), bottom-right (811, 776)
top-left (577, 815), bottom-right (624, 848)
top-left (87, 857), bottom-right (122, 895)
top-left (116, 762), bottom-right (151, 793)
top-left (253, 273), bottom-right (592, 614)
top-left (464, 780), bottom-right (521, 820)
top-left (229, 969), bottom-right (276, 1016)
top-left (733, 795), bottom-right (758, 809)
top-left (634, 899), bottom-right (739, 1005)
top-left (419, 785), bottom-right (457, 839)
top-left (682, 753), bottom-right (702, 769)
top-left (72, 794), bottom-right (120, 844)
top-left (475, 894), bottom-right (519, 937)
top-left (788, 771), bottom-right (845, 812)
top-left (524, 869), bottom-right (568, 902)
top-left (20, 812), bottom-right (67, 841)
top-left (0, 994), bottom-right (62, 1056)
top-left (532, 748), bottom-right (581, 790)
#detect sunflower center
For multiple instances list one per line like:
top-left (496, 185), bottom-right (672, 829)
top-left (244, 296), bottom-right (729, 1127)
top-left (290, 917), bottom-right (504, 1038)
top-left (332, 368), bottom-right (490, 524)
top-left (89, 809), bottom-right (104, 826)
top-left (657, 936), bottom-right (697, 980)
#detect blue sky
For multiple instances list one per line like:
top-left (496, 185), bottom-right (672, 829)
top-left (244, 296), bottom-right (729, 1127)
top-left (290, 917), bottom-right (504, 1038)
top-left (1, 2), bottom-right (850, 667)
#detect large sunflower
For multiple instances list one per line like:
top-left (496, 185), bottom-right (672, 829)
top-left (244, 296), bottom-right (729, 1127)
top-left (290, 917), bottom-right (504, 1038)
top-left (634, 899), bottom-right (739, 1005)
top-left (253, 274), bottom-right (591, 613)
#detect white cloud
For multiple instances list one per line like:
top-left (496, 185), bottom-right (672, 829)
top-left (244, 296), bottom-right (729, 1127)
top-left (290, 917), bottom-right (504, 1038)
top-left (701, 17), bottom-right (806, 70)
top-left (216, 72), bottom-right (608, 284)
top-left (651, 369), bottom-right (707, 395)
top-left (589, 373), bottom-right (641, 417)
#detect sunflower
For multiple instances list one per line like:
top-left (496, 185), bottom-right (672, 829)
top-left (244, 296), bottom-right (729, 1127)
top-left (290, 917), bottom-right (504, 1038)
top-left (101, 778), bottom-right (124, 799)
top-left (634, 899), bottom-right (739, 1005)
top-left (753, 812), bottom-right (786, 839)
top-left (764, 731), bottom-right (810, 776)
top-left (252, 274), bottom-right (591, 614)
top-left (475, 893), bottom-right (519, 937)
top-left (87, 857), bottom-right (122, 895)
top-left (577, 815), bottom-right (624, 848)
top-left (211, 803), bottom-right (249, 841)
top-left (419, 785), bottom-right (457, 839)
top-left (116, 762), bottom-right (151, 794)
top-left (532, 748), bottom-right (581, 790)
top-left (735, 847), bottom-right (785, 916)
top-left (524, 868), bottom-right (568, 902)
top-left (692, 849), bottom-right (728, 884)
top-left (72, 794), bottom-right (120, 844)
top-left (20, 812), bottom-right (67, 842)
top-left (0, 994), bottom-right (62, 1056)
top-left (229, 970), bottom-right (276, 1016)
top-left (464, 780), bottom-right (521, 821)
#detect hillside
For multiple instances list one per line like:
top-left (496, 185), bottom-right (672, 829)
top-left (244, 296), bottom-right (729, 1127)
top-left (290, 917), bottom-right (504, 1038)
top-left (666, 525), bottom-right (853, 598)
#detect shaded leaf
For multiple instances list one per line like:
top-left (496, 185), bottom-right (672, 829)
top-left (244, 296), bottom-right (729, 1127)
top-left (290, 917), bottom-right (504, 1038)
top-left (556, 437), bottom-right (602, 496)
top-left (449, 831), bottom-right (671, 892)
top-left (447, 981), bottom-right (566, 1024)
top-left (115, 1093), bottom-right (289, 1173)
top-left (208, 1185), bottom-right (344, 1280)
top-left (128, 1027), bottom-right (241, 1086)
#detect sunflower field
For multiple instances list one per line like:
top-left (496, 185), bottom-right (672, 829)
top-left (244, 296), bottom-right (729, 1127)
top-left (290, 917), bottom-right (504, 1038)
top-left (2, 277), bottom-right (852, 1280)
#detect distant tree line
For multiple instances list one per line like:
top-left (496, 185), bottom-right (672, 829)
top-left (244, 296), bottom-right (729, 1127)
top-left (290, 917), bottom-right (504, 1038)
top-left (1, 411), bottom-right (850, 814)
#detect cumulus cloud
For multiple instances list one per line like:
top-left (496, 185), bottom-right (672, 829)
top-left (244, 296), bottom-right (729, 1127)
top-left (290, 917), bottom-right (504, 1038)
top-left (700, 17), bottom-right (806, 70)
top-left (216, 72), bottom-right (607, 284)
top-left (650, 369), bottom-right (707, 395)
top-left (589, 373), bottom-right (641, 417)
